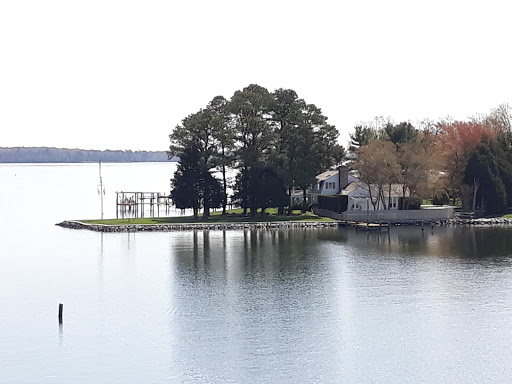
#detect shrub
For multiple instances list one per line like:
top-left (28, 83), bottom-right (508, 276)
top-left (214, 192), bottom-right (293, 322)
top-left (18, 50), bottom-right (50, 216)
top-left (433, 190), bottom-right (450, 205)
top-left (398, 195), bottom-right (421, 210)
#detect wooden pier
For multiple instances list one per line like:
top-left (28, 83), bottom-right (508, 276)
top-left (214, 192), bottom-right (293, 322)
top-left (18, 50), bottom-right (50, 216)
top-left (116, 191), bottom-right (173, 219)
top-left (339, 220), bottom-right (390, 231)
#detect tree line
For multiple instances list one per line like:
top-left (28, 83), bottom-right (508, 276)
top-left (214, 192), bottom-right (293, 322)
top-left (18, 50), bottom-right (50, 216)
top-left (169, 84), bottom-right (344, 219)
top-left (0, 147), bottom-right (175, 163)
top-left (349, 104), bottom-right (512, 213)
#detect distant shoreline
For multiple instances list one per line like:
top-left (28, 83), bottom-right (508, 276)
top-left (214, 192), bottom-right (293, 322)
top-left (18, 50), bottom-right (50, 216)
top-left (0, 147), bottom-right (178, 163)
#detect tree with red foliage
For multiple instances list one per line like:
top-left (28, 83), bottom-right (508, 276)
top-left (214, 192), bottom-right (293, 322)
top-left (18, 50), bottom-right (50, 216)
top-left (437, 120), bottom-right (497, 196)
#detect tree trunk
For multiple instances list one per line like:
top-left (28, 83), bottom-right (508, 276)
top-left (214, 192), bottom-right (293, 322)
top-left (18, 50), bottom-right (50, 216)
top-left (202, 177), bottom-right (210, 220)
top-left (221, 146), bottom-right (227, 215)
top-left (202, 191), bottom-right (209, 220)
top-left (287, 185), bottom-right (293, 215)
top-left (302, 189), bottom-right (307, 213)
top-left (472, 178), bottom-right (480, 211)
top-left (460, 184), bottom-right (473, 211)
top-left (369, 193), bottom-right (377, 210)
top-left (379, 190), bottom-right (386, 210)
top-left (365, 182), bottom-right (377, 210)
top-left (388, 184), bottom-right (392, 210)
top-left (401, 186), bottom-right (407, 210)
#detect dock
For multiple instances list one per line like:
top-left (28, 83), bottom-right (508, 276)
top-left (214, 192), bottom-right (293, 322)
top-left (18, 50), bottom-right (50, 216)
top-left (116, 191), bottom-right (173, 219)
top-left (339, 220), bottom-right (390, 230)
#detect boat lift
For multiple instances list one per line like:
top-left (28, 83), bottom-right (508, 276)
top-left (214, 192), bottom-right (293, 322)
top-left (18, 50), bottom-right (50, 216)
top-left (116, 191), bottom-right (172, 219)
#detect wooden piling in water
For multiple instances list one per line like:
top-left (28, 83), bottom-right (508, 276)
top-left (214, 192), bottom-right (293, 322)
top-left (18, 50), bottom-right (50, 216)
top-left (58, 303), bottom-right (63, 323)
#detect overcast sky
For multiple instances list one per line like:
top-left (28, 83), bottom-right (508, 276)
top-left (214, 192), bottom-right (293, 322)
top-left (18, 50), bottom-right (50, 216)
top-left (1, 0), bottom-right (510, 151)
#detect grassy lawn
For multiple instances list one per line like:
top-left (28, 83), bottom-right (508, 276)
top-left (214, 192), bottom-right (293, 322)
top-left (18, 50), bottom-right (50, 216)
top-left (81, 209), bottom-right (334, 225)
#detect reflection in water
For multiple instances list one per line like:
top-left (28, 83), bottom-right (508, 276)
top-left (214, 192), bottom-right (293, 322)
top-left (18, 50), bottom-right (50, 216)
top-left (163, 226), bottom-right (512, 383)
top-left (6, 163), bottom-right (512, 383)
top-left (58, 322), bottom-right (63, 347)
top-left (168, 229), bottom-right (343, 382)
top-left (310, 226), bottom-right (512, 261)
top-left (172, 229), bottom-right (341, 281)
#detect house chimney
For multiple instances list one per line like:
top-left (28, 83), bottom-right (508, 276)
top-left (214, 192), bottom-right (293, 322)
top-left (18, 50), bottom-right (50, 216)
top-left (338, 166), bottom-right (348, 192)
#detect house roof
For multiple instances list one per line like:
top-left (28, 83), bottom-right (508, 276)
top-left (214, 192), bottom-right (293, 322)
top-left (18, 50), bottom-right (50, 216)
top-left (341, 181), bottom-right (408, 197)
top-left (340, 181), bottom-right (360, 195)
top-left (316, 170), bottom-right (338, 181)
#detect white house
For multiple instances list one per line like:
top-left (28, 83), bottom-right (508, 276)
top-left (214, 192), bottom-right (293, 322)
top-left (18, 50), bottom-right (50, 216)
top-left (307, 167), bottom-right (408, 211)
top-left (342, 182), bottom-right (407, 211)
top-left (307, 167), bottom-right (356, 203)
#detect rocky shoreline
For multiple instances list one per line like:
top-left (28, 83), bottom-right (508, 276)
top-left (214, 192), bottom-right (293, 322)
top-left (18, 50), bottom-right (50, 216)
top-left (56, 220), bottom-right (342, 232)
top-left (363, 218), bottom-right (512, 227)
top-left (56, 217), bottom-right (512, 233)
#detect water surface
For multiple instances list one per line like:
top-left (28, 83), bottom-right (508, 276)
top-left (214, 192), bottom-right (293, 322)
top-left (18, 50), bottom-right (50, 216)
top-left (1, 163), bottom-right (512, 383)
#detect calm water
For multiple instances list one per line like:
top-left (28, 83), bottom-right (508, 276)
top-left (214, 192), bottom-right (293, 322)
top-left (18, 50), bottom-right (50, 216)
top-left (2, 163), bottom-right (512, 383)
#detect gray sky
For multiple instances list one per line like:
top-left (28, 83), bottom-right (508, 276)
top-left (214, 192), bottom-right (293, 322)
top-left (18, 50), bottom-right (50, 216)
top-left (1, 0), bottom-right (510, 151)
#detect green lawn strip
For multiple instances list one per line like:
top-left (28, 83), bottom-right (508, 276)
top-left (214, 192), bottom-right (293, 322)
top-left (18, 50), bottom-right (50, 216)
top-left (81, 210), bottom-right (334, 226)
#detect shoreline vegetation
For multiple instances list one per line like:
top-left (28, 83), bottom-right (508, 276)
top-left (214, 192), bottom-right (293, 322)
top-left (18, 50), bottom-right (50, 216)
top-left (168, 85), bottom-right (512, 220)
top-left (82, 210), bottom-right (330, 225)
top-left (0, 147), bottom-right (178, 163)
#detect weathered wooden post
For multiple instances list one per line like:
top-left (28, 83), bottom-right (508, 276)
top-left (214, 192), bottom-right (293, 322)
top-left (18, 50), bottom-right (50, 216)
top-left (58, 303), bottom-right (63, 323)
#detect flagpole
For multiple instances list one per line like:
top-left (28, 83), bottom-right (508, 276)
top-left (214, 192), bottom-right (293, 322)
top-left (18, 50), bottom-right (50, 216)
top-left (99, 161), bottom-right (104, 220)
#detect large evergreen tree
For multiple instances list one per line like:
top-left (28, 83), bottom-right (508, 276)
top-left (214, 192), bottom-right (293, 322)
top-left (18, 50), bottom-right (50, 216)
top-left (207, 96), bottom-right (234, 215)
top-left (348, 124), bottom-right (378, 153)
top-left (169, 109), bottom-right (222, 219)
top-left (294, 104), bottom-right (344, 212)
top-left (464, 136), bottom-right (512, 213)
top-left (169, 84), bottom-right (344, 217)
top-left (229, 84), bottom-right (275, 216)
top-left (170, 145), bottom-right (202, 219)
top-left (269, 88), bottom-right (305, 214)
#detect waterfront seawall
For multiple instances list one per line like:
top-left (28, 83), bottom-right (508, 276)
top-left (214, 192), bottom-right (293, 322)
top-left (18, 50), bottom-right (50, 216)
top-left (56, 220), bottom-right (341, 232)
top-left (57, 215), bottom-right (512, 233)
top-left (313, 206), bottom-right (455, 222)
